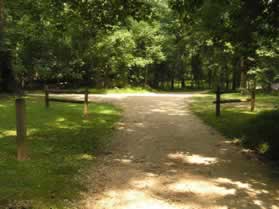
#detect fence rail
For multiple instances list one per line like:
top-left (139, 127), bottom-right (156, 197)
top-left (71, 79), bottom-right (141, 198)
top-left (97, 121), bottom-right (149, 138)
top-left (47, 89), bottom-right (87, 94)
top-left (45, 86), bottom-right (89, 116)
top-left (214, 86), bottom-right (256, 117)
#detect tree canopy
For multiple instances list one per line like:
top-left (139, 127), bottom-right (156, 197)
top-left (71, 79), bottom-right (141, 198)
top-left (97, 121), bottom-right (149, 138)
top-left (0, 0), bottom-right (278, 91)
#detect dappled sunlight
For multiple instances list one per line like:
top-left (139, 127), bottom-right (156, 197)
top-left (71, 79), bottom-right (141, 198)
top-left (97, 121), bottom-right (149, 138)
top-left (253, 199), bottom-right (265, 209)
top-left (0, 128), bottom-right (41, 139)
top-left (64, 153), bottom-right (96, 162)
top-left (115, 121), bottom-right (145, 132)
top-left (134, 122), bottom-right (145, 128)
top-left (98, 108), bottom-right (120, 115)
top-left (191, 93), bottom-right (212, 98)
top-left (77, 93), bottom-right (279, 209)
top-left (56, 117), bottom-right (66, 122)
top-left (0, 130), bottom-right (16, 137)
top-left (148, 103), bottom-right (190, 117)
top-left (117, 126), bottom-right (135, 132)
top-left (76, 154), bottom-right (95, 161)
top-left (130, 178), bottom-right (158, 189)
top-left (0, 104), bottom-right (7, 108)
top-left (149, 106), bottom-right (189, 116)
top-left (52, 121), bottom-right (82, 129)
top-left (84, 166), bottom-right (279, 209)
top-left (50, 116), bottom-right (91, 130)
top-left (113, 158), bottom-right (133, 164)
top-left (0, 96), bottom-right (122, 208)
top-left (84, 171), bottom-right (237, 209)
top-left (168, 178), bottom-right (236, 197)
top-left (215, 177), bottom-right (252, 190)
top-left (95, 189), bottom-right (175, 209)
top-left (151, 108), bottom-right (167, 113)
top-left (90, 188), bottom-right (229, 209)
top-left (168, 110), bottom-right (189, 116)
top-left (168, 152), bottom-right (218, 165)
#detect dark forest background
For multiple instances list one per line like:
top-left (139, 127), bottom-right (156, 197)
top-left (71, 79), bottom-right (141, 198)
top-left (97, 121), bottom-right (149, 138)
top-left (0, 0), bottom-right (278, 92)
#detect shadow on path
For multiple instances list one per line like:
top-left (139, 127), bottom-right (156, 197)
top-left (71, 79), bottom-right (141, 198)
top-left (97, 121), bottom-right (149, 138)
top-left (73, 94), bottom-right (279, 209)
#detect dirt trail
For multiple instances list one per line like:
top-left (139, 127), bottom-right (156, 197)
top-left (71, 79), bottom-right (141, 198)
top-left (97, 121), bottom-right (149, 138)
top-left (76, 93), bottom-right (279, 209)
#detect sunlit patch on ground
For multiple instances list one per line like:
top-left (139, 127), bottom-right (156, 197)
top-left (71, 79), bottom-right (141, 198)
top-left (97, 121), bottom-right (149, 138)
top-left (130, 177), bottom-right (158, 189)
top-left (76, 93), bottom-right (279, 209)
top-left (168, 178), bottom-right (236, 197)
top-left (113, 158), bottom-right (133, 164)
top-left (151, 108), bottom-right (167, 113)
top-left (214, 177), bottom-right (251, 189)
top-left (0, 130), bottom-right (16, 137)
top-left (168, 152), bottom-right (218, 165)
top-left (76, 154), bottom-right (95, 161)
top-left (56, 117), bottom-right (66, 122)
top-left (89, 188), bottom-right (229, 209)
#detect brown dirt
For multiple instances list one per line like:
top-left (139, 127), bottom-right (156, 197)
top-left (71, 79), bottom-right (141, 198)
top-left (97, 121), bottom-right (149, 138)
top-left (70, 93), bottom-right (279, 209)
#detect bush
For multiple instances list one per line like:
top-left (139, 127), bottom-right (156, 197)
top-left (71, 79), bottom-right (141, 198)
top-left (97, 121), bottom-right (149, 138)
top-left (244, 110), bottom-right (279, 160)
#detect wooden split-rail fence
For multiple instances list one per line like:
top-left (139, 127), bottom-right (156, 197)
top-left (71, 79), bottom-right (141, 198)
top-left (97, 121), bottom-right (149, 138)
top-left (14, 87), bottom-right (90, 160)
top-left (45, 86), bottom-right (89, 116)
top-left (214, 86), bottom-right (256, 117)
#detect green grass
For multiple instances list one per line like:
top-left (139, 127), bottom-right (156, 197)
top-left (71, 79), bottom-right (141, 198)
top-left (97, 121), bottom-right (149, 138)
top-left (0, 96), bottom-right (120, 209)
top-left (191, 92), bottom-right (279, 159)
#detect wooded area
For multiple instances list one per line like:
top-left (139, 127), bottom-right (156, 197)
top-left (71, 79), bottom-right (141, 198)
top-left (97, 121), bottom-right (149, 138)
top-left (0, 1), bottom-right (279, 207)
top-left (0, 0), bottom-right (278, 92)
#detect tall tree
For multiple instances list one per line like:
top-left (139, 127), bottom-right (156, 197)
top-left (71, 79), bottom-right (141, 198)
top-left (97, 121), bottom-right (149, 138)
top-left (0, 0), bottom-right (16, 92)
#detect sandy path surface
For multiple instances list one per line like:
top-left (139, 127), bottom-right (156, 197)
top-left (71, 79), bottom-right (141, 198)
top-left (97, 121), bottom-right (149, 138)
top-left (60, 93), bottom-right (279, 209)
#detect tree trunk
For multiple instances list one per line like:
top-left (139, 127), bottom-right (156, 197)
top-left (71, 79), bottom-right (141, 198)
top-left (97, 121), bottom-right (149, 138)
top-left (171, 79), bottom-right (174, 90)
top-left (240, 71), bottom-right (247, 89)
top-left (181, 78), bottom-right (186, 89)
top-left (232, 57), bottom-right (241, 91)
top-left (208, 70), bottom-right (212, 89)
top-left (240, 56), bottom-right (248, 90)
top-left (225, 67), bottom-right (230, 90)
top-left (232, 68), bottom-right (237, 90)
top-left (0, 50), bottom-right (16, 92)
top-left (0, 0), bottom-right (16, 92)
top-left (0, 0), bottom-right (4, 42)
top-left (144, 67), bottom-right (148, 87)
top-left (94, 70), bottom-right (103, 89)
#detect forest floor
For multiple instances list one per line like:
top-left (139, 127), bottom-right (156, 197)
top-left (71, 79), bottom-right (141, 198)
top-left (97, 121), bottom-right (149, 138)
top-left (62, 92), bottom-right (279, 209)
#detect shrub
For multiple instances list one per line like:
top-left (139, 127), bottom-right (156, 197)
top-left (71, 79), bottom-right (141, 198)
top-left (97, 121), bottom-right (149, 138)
top-left (244, 110), bottom-right (279, 160)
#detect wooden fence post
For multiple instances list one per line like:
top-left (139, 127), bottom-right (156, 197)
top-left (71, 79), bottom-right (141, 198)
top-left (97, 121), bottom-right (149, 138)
top-left (16, 98), bottom-right (28, 161)
top-left (251, 88), bottom-right (256, 112)
top-left (84, 89), bottom-right (89, 116)
top-left (45, 85), bottom-right (49, 108)
top-left (216, 86), bottom-right (221, 117)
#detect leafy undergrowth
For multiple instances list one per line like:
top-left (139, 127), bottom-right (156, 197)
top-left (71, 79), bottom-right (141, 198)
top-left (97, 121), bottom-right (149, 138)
top-left (191, 92), bottom-right (279, 160)
top-left (244, 110), bottom-right (279, 159)
top-left (0, 97), bottom-right (120, 209)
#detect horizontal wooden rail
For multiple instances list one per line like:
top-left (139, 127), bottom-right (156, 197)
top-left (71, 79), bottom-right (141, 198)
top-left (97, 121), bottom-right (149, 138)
top-left (214, 86), bottom-right (256, 117)
top-left (45, 85), bottom-right (89, 116)
top-left (48, 98), bottom-right (85, 104)
top-left (214, 90), bottom-right (240, 94)
top-left (213, 99), bottom-right (251, 104)
top-left (47, 89), bottom-right (87, 94)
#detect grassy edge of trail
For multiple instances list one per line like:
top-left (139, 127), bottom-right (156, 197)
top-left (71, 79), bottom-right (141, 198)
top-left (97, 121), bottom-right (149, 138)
top-left (0, 96), bottom-right (121, 209)
top-left (190, 92), bottom-right (279, 160)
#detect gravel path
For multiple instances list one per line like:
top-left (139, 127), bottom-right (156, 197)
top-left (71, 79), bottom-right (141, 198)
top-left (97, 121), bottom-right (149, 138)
top-left (70, 93), bottom-right (279, 209)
